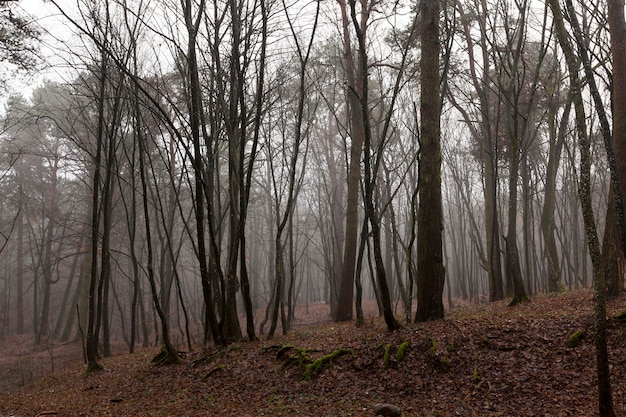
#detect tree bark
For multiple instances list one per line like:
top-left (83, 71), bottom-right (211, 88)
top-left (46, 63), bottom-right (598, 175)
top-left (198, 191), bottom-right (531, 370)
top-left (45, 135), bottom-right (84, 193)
top-left (548, 0), bottom-right (616, 413)
top-left (607, 0), bottom-right (626, 296)
top-left (542, 100), bottom-right (568, 293)
top-left (335, 0), bottom-right (366, 323)
top-left (416, 0), bottom-right (445, 322)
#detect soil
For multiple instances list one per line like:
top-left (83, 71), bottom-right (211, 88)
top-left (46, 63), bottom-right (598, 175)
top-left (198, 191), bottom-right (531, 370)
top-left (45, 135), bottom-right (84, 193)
top-left (1, 290), bottom-right (625, 416)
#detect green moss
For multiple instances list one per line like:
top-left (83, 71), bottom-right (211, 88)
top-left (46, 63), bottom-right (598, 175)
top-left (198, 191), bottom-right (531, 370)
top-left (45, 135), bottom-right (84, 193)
top-left (508, 294), bottom-right (530, 307)
top-left (280, 347), bottom-right (311, 371)
top-left (568, 330), bottom-right (585, 348)
top-left (84, 360), bottom-right (104, 375)
top-left (203, 364), bottom-right (226, 379)
top-left (276, 344), bottom-right (295, 359)
top-left (395, 341), bottom-right (410, 362)
top-left (615, 309), bottom-right (626, 322)
top-left (191, 348), bottom-right (225, 366)
top-left (151, 345), bottom-right (182, 365)
top-left (383, 344), bottom-right (392, 369)
top-left (303, 349), bottom-right (351, 380)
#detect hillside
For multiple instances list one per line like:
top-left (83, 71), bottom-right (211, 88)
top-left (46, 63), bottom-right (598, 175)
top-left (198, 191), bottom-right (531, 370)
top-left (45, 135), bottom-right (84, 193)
top-left (1, 290), bottom-right (625, 416)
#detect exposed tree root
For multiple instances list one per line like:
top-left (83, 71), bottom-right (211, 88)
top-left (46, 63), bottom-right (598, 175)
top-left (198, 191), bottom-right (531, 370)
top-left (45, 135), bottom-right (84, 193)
top-left (151, 345), bottom-right (181, 365)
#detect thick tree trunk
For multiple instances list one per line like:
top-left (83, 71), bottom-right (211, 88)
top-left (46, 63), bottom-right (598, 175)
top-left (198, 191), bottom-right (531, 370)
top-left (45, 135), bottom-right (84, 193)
top-left (607, 0), bottom-right (626, 296)
top-left (602, 189), bottom-right (623, 297)
top-left (415, 0), bottom-right (445, 322)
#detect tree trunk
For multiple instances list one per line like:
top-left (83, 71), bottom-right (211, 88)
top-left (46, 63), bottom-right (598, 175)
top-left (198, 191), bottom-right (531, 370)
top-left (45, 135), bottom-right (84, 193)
top-left (505, 138), bottom-right (528, 306)
top-left (16, 184), bottom-right (24, 334)
top-left (548, 0), bottom-right (616, 413)
top-left (85, 49), bottom-right (107, 374)
top-left (542, 100), bottom-right (568, 293)
top-left (602, 189), bottom-right (623, 297)
top-left (335, 0), bottom-right (365, 322)
top-left (416, 0), bottom-right (445, 322)
top-left (607, 0), bottom-right (626, 297)
top-left (454, 0), bottom-right (504, 301)
top-left (183, 0), bottom-right (222, 346)
top-left (36, 155), bottom-right (58, 345)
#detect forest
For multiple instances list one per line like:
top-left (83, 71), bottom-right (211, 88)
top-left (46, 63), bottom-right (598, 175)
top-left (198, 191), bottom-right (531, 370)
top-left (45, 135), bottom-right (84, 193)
top-left (1, 0), bottom-right (626, 415)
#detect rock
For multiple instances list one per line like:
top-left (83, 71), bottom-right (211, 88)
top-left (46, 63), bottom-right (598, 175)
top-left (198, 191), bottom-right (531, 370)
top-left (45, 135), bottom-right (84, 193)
top-left (373, 403), bottom-right (402, 417)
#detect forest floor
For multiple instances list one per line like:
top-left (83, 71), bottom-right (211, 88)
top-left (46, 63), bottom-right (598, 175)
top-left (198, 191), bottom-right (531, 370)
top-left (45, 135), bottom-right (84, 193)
top-left (1, 290), bottom-right (626, 416)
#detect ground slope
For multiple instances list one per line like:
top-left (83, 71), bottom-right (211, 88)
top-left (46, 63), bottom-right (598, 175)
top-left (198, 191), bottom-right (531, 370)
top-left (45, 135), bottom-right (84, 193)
top-left (1, 290), bottom-right (625, 416)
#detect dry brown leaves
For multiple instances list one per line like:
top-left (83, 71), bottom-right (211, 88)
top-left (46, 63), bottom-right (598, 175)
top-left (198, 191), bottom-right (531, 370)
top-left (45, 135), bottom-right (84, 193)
top-left (1, 290), bottom-right (625, 416)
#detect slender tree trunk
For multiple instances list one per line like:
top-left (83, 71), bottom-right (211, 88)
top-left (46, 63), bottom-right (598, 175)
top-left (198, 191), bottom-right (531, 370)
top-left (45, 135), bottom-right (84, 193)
top-left (267, 3), bottom-right (318, 336)
top-left (138, 116), bottom-right (180, 365)
top-left (36, 155), bottom-right (58, 345)
top-left (16, 185), bottom-right (24, 334)
top-left (505, 139), bottom-right (528, 306)
top-left (454, 0), bottom-right (504, 301)
top-left (335, 0), bottom-right (365, 322)
top-left (85, 50), bottom-right (107, 374)
top-left (354, 217), bottom-right (369, 326)
top-left (183, 0), bottom-right (222, 346)
top-left (542, 100), bottom-right (568, 293)
top-left (54, 238), bottom-right (83, 338)
top-left (548, 0), bottom-right (616, 413)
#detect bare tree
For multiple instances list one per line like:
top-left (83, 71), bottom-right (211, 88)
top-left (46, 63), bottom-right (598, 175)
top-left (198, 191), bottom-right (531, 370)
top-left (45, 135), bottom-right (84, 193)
top-left (547, 0), bottom-right (616, 413)
top-left (267, 0), bottom-right (320, 338)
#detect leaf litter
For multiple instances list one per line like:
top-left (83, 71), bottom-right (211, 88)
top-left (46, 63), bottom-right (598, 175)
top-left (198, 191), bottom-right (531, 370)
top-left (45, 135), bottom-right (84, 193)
top-left (0, 289), bottom-right (625, 416)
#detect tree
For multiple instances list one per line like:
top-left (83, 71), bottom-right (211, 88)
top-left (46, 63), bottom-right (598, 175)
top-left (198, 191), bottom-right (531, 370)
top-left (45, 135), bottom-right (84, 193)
top-left (452, 0), bottom-right (505, 302)
top-left (0, 2), bottom-right (40, 90)
top-left (541, 70), bottom-right (568, 294)
top-left (607, 0), bottom-right (626, 297)
top-left (415, 0), bottom-right (445, 322)
top-left (267, 0), bottom-right (320, 338)
top-left (547, 0), bottom-right (616, 413)
top-left (335, 0), bottom-right (369, 322)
